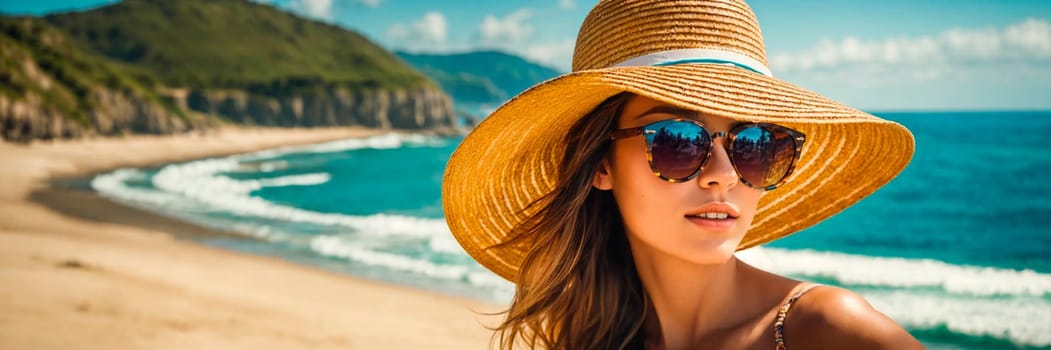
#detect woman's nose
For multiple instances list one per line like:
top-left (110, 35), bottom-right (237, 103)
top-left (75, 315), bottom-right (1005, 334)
top-left (696, 138), bottom-right (738, 190)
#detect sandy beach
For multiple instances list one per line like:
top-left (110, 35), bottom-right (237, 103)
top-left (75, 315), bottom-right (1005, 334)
top-left (0, 127), bottom-right (501, 349)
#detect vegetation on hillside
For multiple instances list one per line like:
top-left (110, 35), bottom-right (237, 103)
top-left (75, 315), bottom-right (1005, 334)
top-left (43, 0), bottom-right (429, 93)
top-left (0, 16), bottom-right (182, 126)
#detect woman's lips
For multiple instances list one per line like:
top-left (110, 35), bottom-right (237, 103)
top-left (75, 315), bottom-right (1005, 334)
top-left (685, 202), bottom-right (741, 218)
top-left (686, 216), bottom-right (737, 230)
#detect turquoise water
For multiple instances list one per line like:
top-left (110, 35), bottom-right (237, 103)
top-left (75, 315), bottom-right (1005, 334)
top-left (91, 111), bottom-right (1051, 349)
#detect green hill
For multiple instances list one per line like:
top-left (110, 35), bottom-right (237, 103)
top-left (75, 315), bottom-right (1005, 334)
top-left (44, 0), bottom-right (428, 93)
top-left (1, 0), bottom-right (457, 141)
top-left (395, 50), bottom-right (561, 103)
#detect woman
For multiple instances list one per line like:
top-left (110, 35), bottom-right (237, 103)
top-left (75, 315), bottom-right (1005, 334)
top-left (442, 0), bottom-right (924, 349)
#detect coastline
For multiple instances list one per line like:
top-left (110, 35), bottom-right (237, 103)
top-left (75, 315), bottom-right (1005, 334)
top-left (29, 180), bottom-right (245, 240)
top-left (0, 127), bottom-right (501, 350)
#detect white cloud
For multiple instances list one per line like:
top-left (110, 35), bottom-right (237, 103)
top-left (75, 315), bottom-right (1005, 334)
top-left (415, 12), bottom-right (448, 43)
top-left (1003, 18), bottom-right (1051, 56)
top-left (766, 19), bottom-right (1051, 110)
top-left (521, 39), bottom-right (575, 72)
top-left (289, 0), bottom-right (333, 21)
top-left (387, 11), bottom-right (448, 52)
top-left (478, 9), bottom-right (535, 46)
top-left (471, 9), bottom-right (575, 71)
top-left (770, 18), bottom-right (1051, 75)
top-left (558, 0), bottom-right (575, 10)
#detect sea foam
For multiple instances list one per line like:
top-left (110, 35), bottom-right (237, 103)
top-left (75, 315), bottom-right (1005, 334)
top-left (309, 235), bottom-right (513, 298)
top-left (139, 142), bottom-right (449, 239)
top-left (865, 289), bottom-right (1051, 347)
top-left (751, 248), bottom-right (1051, 297)
top-left (739, 247), bottom-right (1051, 347)
top-left (91, 168), bottom-right (200, 211)
top-left (241, 133), bottom-right (445, 160)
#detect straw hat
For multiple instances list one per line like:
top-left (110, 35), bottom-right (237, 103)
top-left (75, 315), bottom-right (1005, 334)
top-left (442, 0), bottom-right (914, 281)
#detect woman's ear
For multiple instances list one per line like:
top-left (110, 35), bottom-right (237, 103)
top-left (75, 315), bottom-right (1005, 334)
top-left (592, 158), bottom-right (613, 190)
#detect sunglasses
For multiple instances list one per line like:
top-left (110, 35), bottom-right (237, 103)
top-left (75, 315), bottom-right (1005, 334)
top-left (610, 119), bottom-right (806, 191)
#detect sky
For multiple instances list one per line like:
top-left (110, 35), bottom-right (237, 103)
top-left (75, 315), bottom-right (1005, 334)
top-left (2, 0), bottom-right (1049, 111)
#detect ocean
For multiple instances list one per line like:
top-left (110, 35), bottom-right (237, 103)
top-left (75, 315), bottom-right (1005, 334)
top-left (89, 111), bottom-right (1051, 350)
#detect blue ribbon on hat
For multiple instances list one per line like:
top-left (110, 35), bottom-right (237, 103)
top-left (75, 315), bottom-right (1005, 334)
top-left (611, 48), bottom-right (774, 77)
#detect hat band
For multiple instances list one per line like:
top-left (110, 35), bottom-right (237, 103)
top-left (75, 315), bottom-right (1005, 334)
top-left (611, 48), bottom-right (773, 77)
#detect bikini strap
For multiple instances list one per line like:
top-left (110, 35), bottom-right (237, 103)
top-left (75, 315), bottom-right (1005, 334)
top-left (773, 284), bottom-right (820, 350)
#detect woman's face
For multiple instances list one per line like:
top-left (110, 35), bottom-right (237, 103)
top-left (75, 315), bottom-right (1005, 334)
top-left (593, 95), bottom-right (764, 265)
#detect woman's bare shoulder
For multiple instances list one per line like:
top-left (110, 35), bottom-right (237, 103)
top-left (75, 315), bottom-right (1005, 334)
top-left (782, 285), bottom-right (925, 350)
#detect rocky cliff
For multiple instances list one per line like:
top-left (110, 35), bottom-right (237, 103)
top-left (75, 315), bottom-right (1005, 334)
top-left (183, 86), bottom-right (455, 130)
top-left (0, 87), bottom-right (200, 142)
top-left (0, 84), bottom-right (456, 142)
top-left (1, 78), bottom-right (456, 143)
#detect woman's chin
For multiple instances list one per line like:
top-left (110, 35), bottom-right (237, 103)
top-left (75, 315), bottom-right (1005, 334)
top-left (675, 240), bottom-right (739, 265)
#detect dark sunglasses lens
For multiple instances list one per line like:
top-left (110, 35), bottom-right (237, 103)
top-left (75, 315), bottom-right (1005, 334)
top-left (649, 121), bottom-right (710, 180)
top-left (732, 125), bottom-right (798, 188)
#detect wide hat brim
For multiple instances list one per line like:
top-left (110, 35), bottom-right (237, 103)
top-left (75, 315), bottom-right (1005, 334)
top-left (442, 63), bottom-right (914, 281)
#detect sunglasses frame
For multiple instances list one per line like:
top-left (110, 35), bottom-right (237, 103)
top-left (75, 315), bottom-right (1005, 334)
top-left (609, 118), bottom-right (806, 191)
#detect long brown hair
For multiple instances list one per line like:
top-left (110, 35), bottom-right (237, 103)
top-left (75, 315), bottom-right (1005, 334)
top-left (492, 92), bottom-right (647, 349)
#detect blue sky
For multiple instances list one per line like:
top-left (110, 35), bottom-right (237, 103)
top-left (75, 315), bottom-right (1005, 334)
top-left (2, 0), bottom-right (1049, 111)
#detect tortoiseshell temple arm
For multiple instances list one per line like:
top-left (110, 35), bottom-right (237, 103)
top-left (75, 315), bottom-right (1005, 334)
top-left (610, 127), bottom-right (648, 140)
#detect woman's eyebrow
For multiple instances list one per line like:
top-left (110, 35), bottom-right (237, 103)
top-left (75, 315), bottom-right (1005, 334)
top-left (632, 105), bottom-right (701, 121)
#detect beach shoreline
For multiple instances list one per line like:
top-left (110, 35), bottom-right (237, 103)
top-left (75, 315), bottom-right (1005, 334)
top-left (0, 127), bottom-right (501, 350)
top-left (30, 178), bottom-right (247, 241)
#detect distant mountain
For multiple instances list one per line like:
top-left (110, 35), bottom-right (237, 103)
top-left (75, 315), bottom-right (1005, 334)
top-left (396, 50), bottom-right (562, 104)
top-left (1, 0), bottom-right (458, 142)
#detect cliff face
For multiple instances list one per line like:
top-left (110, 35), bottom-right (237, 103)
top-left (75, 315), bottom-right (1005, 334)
top-left (183, 86), bottom-right (455, 130)
top-left (0, 88), bottom-right (201, 142)
top-left (0, 84), bottom-right (457, 142)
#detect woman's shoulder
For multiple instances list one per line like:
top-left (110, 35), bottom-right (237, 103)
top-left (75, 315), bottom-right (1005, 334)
top-left (781, 285), bottom-right (924, 350)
